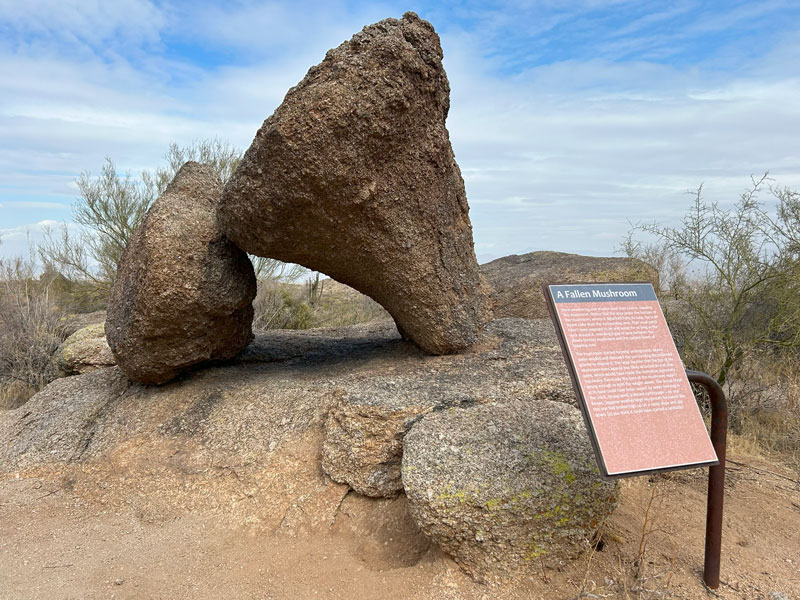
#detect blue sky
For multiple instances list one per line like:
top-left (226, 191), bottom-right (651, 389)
top-left (2, 0), bottom-right (800, 263)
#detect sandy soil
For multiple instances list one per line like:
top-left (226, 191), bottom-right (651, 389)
top-left (1, 446), bottom-right (798, 600)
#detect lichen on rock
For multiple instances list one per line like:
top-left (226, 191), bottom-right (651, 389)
top-left (402, 398), bottom-right (619, 582)
top-left (52, 322), bottom-right (116, 376)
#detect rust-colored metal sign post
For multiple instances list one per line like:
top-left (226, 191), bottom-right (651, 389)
top-left (686, 370), bottom-right (727, 590)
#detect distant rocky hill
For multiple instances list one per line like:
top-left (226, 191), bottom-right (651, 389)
top-left (481, 250), bottom-right (658, 320)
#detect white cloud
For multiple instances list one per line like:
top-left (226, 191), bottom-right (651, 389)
top-left (439, 31), bottom-right (800, 257)
top-left (0, 220), bottom-right (79, 261)
top-left (0, 0), bottom-right (164, 54)
top-left (1, 3), bottom-right (799, 262)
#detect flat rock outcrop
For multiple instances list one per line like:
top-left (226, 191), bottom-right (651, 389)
top-left (0, 322), bottom-right (400, 472)
top-left (52, 322), bottom-right (116, 376)
top-left (402, 399), bottom-right (619, 582)
top-left (321, 320), bottom-right (574, 497)
top-left (481, 251), bottom-right (658, 319)
top-left (106, 162), bottom-right (257, 384)
top-left (219, 12), bottom-right (491, 355)
top-left (0, 319), bottom-right (598, 582)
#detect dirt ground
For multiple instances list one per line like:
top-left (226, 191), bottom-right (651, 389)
top-left (1, 444), bottom-right (798, 600)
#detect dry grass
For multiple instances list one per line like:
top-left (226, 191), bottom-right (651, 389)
top-left (0, 253), bottom-right (108, 409)
top-left (252, 277), bottom-right (389, 332)
top-left (0, 257), bottom-right (68, 408)
top-left (718, 354), bottom-right (800, 472)
top-left (666, 299), bottom-right (800, 472)
top-left (575, 478), bottom-right (681, 599)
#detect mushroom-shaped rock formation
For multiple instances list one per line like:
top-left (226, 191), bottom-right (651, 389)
top-left (106, 162), bottom-right (257, 384)
top-left (218, 12), bottom-right (491, 355)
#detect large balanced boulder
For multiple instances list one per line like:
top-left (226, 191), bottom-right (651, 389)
top-left (402, 399), bottom-right (619, 582)
top-left (219, 12), bottom-right (491, 355)
top-left (106, 162), bottom-right (257, 384)
top-left (52, 322), bottom-right (116, 376)
top-left (481, 251), bottom-right (658, 319)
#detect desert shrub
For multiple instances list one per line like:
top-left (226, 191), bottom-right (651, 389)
top-left (252, 277), bottom-right (389, 332)
top-left (625, 175), bottom-right (800, 462)
top-left (625, 175), bottom-right (800, 386)
top-left (253, 280), bottom-right (316, 330)
top-left (0, 255), bottom-right (66, 408)
top-left (39, 139), bottom-right (248, 290)
top-left (39, 139), bottom-right (313, 312)
top-left (722, 352), bottom-right (800, 467)
top-left (309, 279), bottom-right (389, 327)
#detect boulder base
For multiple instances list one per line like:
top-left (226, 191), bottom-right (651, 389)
top-left (402, 399), bottom-right (619, 582)
top-left (321, 318), bottom-right (575, 497)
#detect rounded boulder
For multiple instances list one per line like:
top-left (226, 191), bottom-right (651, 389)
top-left (106, 162), bottom-right (256, 384)
top-left (402, 399), bottom-right (619, 582)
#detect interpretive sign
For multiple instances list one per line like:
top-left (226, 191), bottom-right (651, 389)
top-left (544, 282), bottom-right (718, 478)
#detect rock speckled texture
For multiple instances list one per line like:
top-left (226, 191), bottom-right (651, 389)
top-left (52, 322), bottom-right (116, 376)
top-left (219, 12), bottom-right (491, 355)
top-left (481, 251), bottom-right (658, 319)
top-left (106, 162), bottom-right (256, 384)
top-left (322, 385), bottom-right (473, 498)
top-left (402, 399), bottom-right (619, 582)
top-left (2, 319), bottom-right (570, 472)
top-left (0, 319), bottom-right (594, 581)
top-left (321, 318), bottom-right (575, 497)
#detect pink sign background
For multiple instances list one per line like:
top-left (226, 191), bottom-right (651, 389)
top-left (549, 284), bottom-right (717, 476)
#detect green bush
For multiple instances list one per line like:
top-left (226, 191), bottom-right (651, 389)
top-left (625, 175), bottom-right (800, 460)
top-left (39, 139), bottom-right (245, 289)
top-left (624, 174), bottom-right (800, 386)
top-left (251, 278), bottom-right (388, 332)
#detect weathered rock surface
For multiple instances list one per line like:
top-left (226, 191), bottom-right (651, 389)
top-left (52, 322), bottom-right (116, 376)
top-left (106, 162), bottom-right (257, 384)
top-left (0, 318), bottom-right (588, 580)
top-left (402, 399), bottom-right (619, 582)
top-left (1, 318), bottom-right (570, 473)
top-left (219, 12), bottom-right (491, 355)
top-left (322, 386), bottom-right (469, 498)
top-left (481, 251), bottom-right (658, 319)
top-left (4, 318), bottom-right (572, 469)
top-left (321, 319), bottom-right (575, 497)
